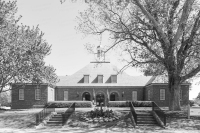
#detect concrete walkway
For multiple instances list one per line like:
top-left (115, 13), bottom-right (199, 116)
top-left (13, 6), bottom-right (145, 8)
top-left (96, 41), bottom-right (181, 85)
top-left (0, 127), bottom-right (199, 133)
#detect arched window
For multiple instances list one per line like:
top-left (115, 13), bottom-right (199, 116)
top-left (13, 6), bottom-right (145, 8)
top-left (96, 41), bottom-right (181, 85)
top-left (96, 92), bottom-right (105, 106)
top-left (82, 92), bottom-right (91, 101)
top-left (110, 92), bottom-right (119, 101)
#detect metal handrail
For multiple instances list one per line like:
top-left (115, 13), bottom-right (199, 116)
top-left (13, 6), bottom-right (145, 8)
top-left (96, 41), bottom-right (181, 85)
top-left (152, 102), bottom-right (166, 126)
top-left (62, 102), bottom-right (75, 125)
top-left (35, 104), bottom-right (55, 125)
top-left (129, 101), bottom-right (137, 124)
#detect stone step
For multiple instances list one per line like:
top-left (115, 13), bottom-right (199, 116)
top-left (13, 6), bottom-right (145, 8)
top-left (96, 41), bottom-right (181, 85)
top-left (49, 118), bottom-right (63, 121)
top-left (53, 114), bottom-right (62, 116)
top-left (57, 112), bottom-right (64, 114)
top-left (135, 111), bottom-right (159, 126)
top-left (46, 123), bottom-right (63, 126)
top-left (137, 115), bottom-right (154, 118)
top-left (137, 120), bottom-right (157, 124)
top-left (137, 117), bottom-right (155, 121)
top-left (137, 123), bottom-right (158, 126)
top-left (53, 114), bottom-right (62, 117)
top-left (47, 121), bottom-right (63, 124)
top-left (137, 113), bottom-right (152, 116)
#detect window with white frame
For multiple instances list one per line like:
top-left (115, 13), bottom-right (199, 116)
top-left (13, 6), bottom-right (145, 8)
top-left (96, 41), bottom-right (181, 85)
top-left (19, 89), bottom-right (24, 100)
top-left (160, 89), bottom-right (165, 100)
top-left (64, 91), bottom-right (68, 101)
top-left (84, 75), bottom-right (89, 83)
top-left (132, 91), bottom-right (137, 101)
top-left (111, 75), bottom-right (117, 83)
top-left (35, 89), bottom-right (40, 100)
top-left (98, 75), bottom-right (103, 83)
top-left (148, 90), bottom-right (151, 100)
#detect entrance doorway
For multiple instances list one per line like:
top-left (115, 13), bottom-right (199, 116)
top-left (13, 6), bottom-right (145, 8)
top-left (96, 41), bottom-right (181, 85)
top-left (96, 92), bottom-right (105, 106)
top-left (110, 92), bottom-right (119, 101)
top-left (82, 92), bottom-right (91, 101)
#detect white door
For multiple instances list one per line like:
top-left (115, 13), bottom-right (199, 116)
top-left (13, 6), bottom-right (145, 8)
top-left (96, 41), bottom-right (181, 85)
top-left (64, 91), bottom-right (68, 101)
top-left (132, 91), bottom-right (137, 101)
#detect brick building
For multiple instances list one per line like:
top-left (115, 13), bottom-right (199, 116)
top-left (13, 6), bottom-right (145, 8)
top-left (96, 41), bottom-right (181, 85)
top-left (11, 62), bottom-right (189, 109)
top-left (11, 46), bottom-right (190, 109)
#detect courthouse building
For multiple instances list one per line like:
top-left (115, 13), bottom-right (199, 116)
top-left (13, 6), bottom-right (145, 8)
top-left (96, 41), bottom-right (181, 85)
top-left (11, 46), bottom-right (190, 109)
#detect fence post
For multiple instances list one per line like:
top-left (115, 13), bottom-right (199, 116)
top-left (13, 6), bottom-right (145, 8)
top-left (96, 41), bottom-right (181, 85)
top-left (135, 115), bottom-right (137, 125)
top-left (187, 104), bottom-right (190, 119)
top-left (36, 114), bottom-right (39, 125)
top-left (164, 115), bottom-right (166, 126)
top-left (62, 114), bottom-right (64, 126)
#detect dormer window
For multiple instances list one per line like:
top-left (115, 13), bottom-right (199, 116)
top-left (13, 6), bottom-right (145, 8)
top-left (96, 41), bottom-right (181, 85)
top-left (111, 75), bottom-right (117, 83)
top-left (98, 75), bottom-right (103, 83)
top-left (84, 75), bottom-right (89, 83)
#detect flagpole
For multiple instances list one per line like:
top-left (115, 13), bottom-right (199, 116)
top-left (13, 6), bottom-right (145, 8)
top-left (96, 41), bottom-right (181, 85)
top-left (107, 89), bottom-right (109, 108)
top-left (93, 88), bottom-right (95, 105)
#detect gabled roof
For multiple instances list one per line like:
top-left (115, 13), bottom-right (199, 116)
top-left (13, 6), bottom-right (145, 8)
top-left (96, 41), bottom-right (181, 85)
top-left (145, 75), bottom-right (168, 85)
top-left (56, 63), bottom-right (152, 87)
top-left (145, 75), bottom-right (190, 86)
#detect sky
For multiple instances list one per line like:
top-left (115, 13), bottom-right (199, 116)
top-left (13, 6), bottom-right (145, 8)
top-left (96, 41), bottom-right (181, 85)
top-left (16, 0), bottom-right (199, 100)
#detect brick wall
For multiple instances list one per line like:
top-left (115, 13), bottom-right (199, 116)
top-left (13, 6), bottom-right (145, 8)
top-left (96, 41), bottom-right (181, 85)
top-left (144, 85), bottom-right (153, 101)
top-left (11, 84), bottom-right (48, 109)
top-left (146, 84), bottom-right (189, 107)
top-left (11, 83), bottom-right (189, 109)
top-left (55, 86), bottom-right (144, 102)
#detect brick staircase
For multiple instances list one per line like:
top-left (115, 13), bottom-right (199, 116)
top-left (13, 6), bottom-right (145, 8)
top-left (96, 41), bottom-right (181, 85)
top-left (136, 111), bottom-right (158, 126)
top-left (46, 112), bottom-right (63, 126)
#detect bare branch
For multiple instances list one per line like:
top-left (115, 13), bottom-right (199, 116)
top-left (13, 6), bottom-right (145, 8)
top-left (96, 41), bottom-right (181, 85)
top-left (133, 0), bottom-right (170, 46)
top-left (181, 65), bottom-right (200, 82)
top-left (172, 0), bottom-right (195, 46)
top-left (168, 0), bottom-right (180, 41)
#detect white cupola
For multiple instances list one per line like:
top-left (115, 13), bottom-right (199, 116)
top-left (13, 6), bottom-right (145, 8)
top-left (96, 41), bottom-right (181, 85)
top-left (96, 45), bottom-right (104, 61)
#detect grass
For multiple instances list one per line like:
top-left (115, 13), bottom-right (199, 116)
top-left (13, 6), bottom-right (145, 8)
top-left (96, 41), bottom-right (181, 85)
top-left (0, 109), bottom-right (36, 129)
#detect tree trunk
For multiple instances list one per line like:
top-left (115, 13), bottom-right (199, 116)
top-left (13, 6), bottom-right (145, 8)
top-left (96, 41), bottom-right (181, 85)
top-left (169, 79), bottom-right (181, 111)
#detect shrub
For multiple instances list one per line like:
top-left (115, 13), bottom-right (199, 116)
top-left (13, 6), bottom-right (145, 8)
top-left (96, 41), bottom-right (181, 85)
top-left (132, 101), bottom-right (152, 107)
top-left (189, 100), bottom-right (195, 106)
top-left (108, 101), bottom-right (130, 107)
top-left (46, 101), bottom-right (92, 108)
top-left (108, 101), bottom-right (152, 107)
top-left (0, 92), bottom-right (11, 107)
top-left (165, 111), bottom-right (188, 118)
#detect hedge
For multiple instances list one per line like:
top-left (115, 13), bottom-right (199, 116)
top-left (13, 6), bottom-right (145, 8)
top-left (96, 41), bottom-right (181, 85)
top-left (46, 101), bottom-right (92, 108)
top-left (108, 101), bottom-right (152, 107)
top-left (165, 111), bottom-right (188, 118)
top-left (132, 101), bottom-right (152, 107)
top-left (108, 101), bottom-right (129, 107)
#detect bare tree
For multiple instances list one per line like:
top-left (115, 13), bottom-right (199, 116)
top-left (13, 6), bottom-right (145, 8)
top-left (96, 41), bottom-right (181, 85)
top-left (76, 0), bottom-right (200, 110)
